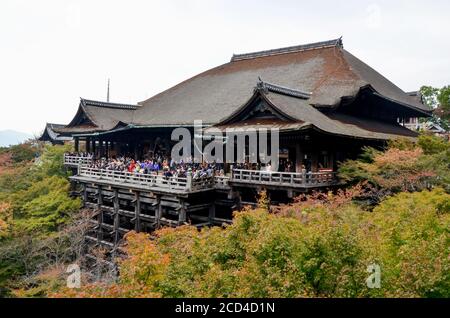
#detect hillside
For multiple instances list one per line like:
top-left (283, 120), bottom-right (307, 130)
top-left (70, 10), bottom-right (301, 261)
top-left (0, 136), bottom-right (449, 298)
top-left (0, 130), bottom-right (33, 147)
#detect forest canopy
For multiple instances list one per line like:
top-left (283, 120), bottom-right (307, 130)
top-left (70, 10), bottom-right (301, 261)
top-left (0, 134), bottom-right (449, 298)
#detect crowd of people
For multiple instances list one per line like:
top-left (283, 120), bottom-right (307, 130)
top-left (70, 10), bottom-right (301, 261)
top-left (234, 159), bottom-right (295, 173)
top-left (65, 152), bottom-right (93, 158)
top-left (67, 152), bottom-right (302, 181)
top-left (85, 154), bottom-right (225, 180)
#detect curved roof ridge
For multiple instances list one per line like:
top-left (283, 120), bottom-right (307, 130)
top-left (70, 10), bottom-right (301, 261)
top-left (341, 50), bottom-right (431, 113)
top-left (231, 38), bottom-right (342, 62)
top-left (256, 78), bottom-right (312, 99)
top-left (81, 98), bottom-right (139, 110)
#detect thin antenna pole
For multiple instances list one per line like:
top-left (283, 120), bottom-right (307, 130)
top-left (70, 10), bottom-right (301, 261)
top-left (107, 78), bottom-right (110, 102)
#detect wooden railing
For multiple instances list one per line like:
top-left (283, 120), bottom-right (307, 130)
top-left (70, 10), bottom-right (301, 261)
top-left (231, 169), bottom-right (337, 187)
top-left (77, 166), bottom-right (215, 192)
top-left (64, 155), bottom-right (94, 166)
top-left (214, 176), bottom-right (231, 189)
top-left (72, 163), bottom-right (336, 191)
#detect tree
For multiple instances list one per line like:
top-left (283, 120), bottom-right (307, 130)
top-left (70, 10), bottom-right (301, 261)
top-left (437, 85), bottom-right (450, 121)
top-left (51, 188), bottom-right (450, 298)
top-left (420, 85), bottom-right (450, 129)
top-left (0, 144), bottom-right (80, 296)
top-left (420, 86), bottom-right (440, 109)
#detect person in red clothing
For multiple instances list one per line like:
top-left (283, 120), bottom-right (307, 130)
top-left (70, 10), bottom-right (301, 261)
top-left (128, 160), bottom-right (136, 173)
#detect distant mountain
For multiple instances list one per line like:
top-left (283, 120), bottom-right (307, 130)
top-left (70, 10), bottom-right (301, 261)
top-left (0, 130), bottom-right (33, 147)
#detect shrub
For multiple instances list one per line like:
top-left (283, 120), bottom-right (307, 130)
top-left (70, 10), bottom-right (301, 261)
top-left (9, 143), bottom-right (37, 163)
top-left (52, 189), bottom-right (449, 298)
top-left (339, 135), bottom-right (450, 204)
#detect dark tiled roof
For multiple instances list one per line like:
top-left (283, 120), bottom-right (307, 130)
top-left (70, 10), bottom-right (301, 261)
top-left (406, 91), bottom-right (426, 105)
top-left (62, 39), bottom-right (430, 141)
top-left (264, 91), bottom-right (417, 140)
top-left (205, 89), bottom-right (417, 140)
top-left (256, 78), bottom-right (311, 99)
top-left (342, 51), bottom-right (430, 112)
top-left (231, 38), bottom-right (343, 62)
top-left (58, 99), bottom-right (138, 134)
top-left (81, 98), bottom-right (139, 110)
top-left (133, 38), bottom-right (430, 127)
top-left (39, 123), bottom-right (73, 141)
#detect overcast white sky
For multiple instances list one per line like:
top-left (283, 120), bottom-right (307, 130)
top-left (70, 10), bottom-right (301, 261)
top-left (1, 0), bottom-right (449, 135)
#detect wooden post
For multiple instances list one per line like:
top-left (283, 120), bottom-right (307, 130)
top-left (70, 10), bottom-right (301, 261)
top-left (186, 171), bottom-right (192, 191)
top-left (134, 191), bottom-right (141, 232)
top-left (97, 185), bottom-right (103, 243)
top-left (295, 144), bottom-right (303, 173)
top-left (82, 183), bottom-right (88, 207)
top-left (113, 189), bottom-right (120, 245)
top-left (156, 195), bottom-right (162, 228)
top-left (208, 204), bottom-right (215, 225)
top-left (98, 139), bottom-right (103, 158)
top-left (85, 138), bottom-right (90, 153)
top-left (287, 189), bottom-right (293, 199)
top-left (92, 139), bottom-right (97, 158)
top-left (178, 199), bottom-right (187, 224)
top-left (74, 138), bottom-right (79, 153)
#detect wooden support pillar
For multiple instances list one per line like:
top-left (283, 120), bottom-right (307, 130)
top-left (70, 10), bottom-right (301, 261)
top-left (86, 138), bottom-right (91, 153)
top-left (97, 139), bottom-right (102, 157)
top-left (287, 189), bottom-right (294, 199)
top-left (134, 191), bottom-right (141, 232)
top-left (74, 138), bottom-right (79, 153)
top-left (97, 185), bottom-right (104, 242)
top-left (93, 139), bottom-right (97, 157)
top-left (186, 172), bottom-right (193, 191)
top-left (234, 190), bottom-right (242, 210)
top-left (98, 140), bottom-right (105, 158)
top-left (113, 189), bottom-right (120, 245)
top-left (82, 183), bottom-right (88, 207)
top-left (295, 143), bottom-right (303, 173)
top-left (312, 152), bottom-right (318, 172)
top-left (178, 199), bottom-right (187, 224)
top-left (156, 196), bottom-right (162, 228)
top-left (208, 204), bottom-right (215, 225)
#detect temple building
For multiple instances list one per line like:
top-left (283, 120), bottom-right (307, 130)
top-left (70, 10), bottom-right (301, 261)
top-left (57, 38), bottom-right (429, 164)
top-left (38, 123), bottom-right (73, 145)
top-left (43, 38), bottom-right (432, 252)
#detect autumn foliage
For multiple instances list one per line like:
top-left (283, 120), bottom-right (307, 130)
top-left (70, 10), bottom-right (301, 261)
top-left (2, 135), bottom-right (450, 298)
top-left (0, 144), bottom-right (82, 296)
top-left (53, 187), bottom-right (449, 298)
top-left (339, 135), bottom-right (450, 205)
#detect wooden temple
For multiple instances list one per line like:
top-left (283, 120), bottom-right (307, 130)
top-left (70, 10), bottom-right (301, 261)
top-left (38, 123), bottom-right (73, 145)
top-left (43, 38), bottom-right (431, 255)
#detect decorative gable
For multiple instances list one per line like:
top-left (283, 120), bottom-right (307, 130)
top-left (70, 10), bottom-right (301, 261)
top-left (218, 79), bottom-right (310, 126)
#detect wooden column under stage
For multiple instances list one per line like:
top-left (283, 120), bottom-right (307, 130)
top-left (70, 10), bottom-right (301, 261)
top-left (134, 191), bottom-right (141, 232)
top-left (74, 138), bottom-right (79, 152)
top-left (295, 143), bottom-right (303, 172)
top-left (86, 138), bottom-right (91, 153)
top-left (97, 184), bottom-right (104, 243)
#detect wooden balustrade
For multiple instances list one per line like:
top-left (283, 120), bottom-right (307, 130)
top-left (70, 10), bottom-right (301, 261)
top-left (214, 176), bottom-right (231, 189)
top-left (72, 163), bottom-right (336, 192)
top-left (63, 155), bottom-right (94, 166)
top-left (231, 169), bottom-right (337, 187)
top-left (77, 166), bottom-right (216, 192)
